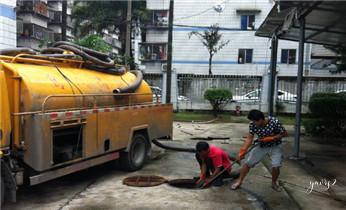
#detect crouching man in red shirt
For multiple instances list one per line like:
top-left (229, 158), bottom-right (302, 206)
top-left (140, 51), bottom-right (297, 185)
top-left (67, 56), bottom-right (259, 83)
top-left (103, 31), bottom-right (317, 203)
top-left (195, 141), bottom-right (233, 187)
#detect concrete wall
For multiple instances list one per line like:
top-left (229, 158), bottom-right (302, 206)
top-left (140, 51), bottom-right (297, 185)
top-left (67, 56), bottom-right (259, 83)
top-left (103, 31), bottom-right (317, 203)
top-left (146, 30), bottom-right (168, 43)
top-left (147, 0), bottom-right (170, 10)
top-left (0, 1), bottom-right (16, 49)
top-left (19, 14), bottom-right (48, 28)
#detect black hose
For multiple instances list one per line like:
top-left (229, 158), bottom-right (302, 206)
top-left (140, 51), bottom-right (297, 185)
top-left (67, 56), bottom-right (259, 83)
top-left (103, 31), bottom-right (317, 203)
top-left (40, 47), bottom-right (65, 54)
top-left (55, 44), bottom-right (115, 67)
top-left (0, 48), bottom-right (36, 56)
top-left (52, 41), bottom-right (109, 61)
top-left (113, 70), bottom-right (143, 93)
top-left (152, 139), bottom-right (196, 153)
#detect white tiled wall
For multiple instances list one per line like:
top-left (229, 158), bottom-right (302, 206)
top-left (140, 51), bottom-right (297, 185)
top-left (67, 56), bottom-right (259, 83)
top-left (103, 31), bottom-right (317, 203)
top-left (147, 0), bottom-right (170, 10)
top-left (0, 1), bottom-right (16, 49)
top-left (169, 0), bottom-right (305, 76)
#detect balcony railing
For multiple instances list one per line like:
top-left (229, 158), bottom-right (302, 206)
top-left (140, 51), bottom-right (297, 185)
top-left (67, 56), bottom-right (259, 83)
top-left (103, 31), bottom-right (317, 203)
top-left (18, 23), bottom-right (53, 41)
top-left (139, 43), bottom-right (167, 61)
top-left (17, 0), bottom-right (49, 18)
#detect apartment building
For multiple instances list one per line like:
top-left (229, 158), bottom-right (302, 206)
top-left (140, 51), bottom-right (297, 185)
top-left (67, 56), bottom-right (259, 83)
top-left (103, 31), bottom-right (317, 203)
top-left (0, 0), bottom-right (16, 49)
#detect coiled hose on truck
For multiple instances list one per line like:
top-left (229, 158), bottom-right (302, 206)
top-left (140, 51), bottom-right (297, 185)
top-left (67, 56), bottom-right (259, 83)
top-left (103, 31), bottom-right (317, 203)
top-left (0, 42), bottom-right (143, 93)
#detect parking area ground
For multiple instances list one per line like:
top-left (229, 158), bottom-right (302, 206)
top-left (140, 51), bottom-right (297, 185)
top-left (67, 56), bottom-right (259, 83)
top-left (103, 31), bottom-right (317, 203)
top-left (3, 122), bottom-right (345, 210)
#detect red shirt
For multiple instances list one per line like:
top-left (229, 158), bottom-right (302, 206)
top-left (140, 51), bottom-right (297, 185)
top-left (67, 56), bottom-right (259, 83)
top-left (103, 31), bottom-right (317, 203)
top-left (207, 145), bottom-right (232, 171)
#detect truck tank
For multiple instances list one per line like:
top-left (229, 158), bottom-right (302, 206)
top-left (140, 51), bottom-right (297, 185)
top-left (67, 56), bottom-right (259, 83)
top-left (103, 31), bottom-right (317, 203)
top-left (0, 43), bottom-right (153, 113)
top-left (0, 43), bottom-right (153, 152)
top-left (1, 61), bottom-right (152, 112)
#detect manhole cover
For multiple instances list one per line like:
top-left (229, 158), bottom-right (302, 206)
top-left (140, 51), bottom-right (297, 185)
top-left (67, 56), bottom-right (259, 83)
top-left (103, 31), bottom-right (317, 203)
top-left (123, 175), bottom-right (167, 187)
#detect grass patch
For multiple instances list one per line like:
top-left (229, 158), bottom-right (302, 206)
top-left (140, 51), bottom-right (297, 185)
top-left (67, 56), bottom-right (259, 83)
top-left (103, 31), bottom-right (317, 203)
top-left (173, 112), bottom-right (248, 123)
top-left (174, 112), bottom-right (302, 125)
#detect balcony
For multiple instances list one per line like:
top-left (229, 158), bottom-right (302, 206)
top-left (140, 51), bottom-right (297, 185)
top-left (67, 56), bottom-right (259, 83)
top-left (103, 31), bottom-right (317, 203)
top-left (17, 0), bottom-right (49, 18)
top-left (139, 43), bottom-right (167, 61)
top-left (103, 34), bottom-right (122, 49)
top-left (49, 10), bottom-right (62, 24)
top-left (18, 23), bottom-right (54, 42)
top-left (143, 10), bottom-right (169, 29)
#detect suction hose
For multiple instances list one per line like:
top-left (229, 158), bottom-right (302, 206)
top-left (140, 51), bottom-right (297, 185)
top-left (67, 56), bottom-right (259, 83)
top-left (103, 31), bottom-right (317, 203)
top-left (0, 48), bottom-right (36, 56)
top-left (152, 139), bottom-right (196, 153)
top-left (113, 70), bottom-right (143, 94)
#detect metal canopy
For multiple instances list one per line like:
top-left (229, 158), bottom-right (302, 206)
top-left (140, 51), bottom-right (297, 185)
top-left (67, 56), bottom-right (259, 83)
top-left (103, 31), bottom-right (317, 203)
top-left (256, 0), bottom-right (346, 47)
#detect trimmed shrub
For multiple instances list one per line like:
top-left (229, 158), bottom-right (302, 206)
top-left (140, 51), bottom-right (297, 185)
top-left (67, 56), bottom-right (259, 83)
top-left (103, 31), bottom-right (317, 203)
top-left (304, 92), bottom-right (346, 138)
top-left (308, 92), bottom-right (346, 118)
top-left (204, 89), bottom-right (232, 117)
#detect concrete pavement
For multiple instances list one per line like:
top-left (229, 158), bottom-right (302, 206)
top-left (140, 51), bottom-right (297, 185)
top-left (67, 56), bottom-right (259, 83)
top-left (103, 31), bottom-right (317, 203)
top-left (3, 121), bottom-right (345, 210)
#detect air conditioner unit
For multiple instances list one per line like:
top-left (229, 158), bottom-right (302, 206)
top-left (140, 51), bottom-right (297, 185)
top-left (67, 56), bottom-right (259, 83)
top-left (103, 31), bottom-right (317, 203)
top-left (161, 63), bottom-right (167, 72)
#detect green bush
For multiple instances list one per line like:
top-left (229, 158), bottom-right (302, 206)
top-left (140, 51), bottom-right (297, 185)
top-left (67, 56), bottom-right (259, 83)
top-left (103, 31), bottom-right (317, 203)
top-left (303, 118), bottom-right (325, 136)
top-left (75, 34), bottom-right (112, 53)
top-left (304, 92), bottom-right (346, 138)
top-left (204, 89), bottom-right (232, 117)
top-left (308, 92), bottom-right (346, 118)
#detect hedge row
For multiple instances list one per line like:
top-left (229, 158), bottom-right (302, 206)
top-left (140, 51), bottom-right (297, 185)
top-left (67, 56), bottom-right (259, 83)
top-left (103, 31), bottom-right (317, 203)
top-left (304, 92), bottom-right (346, 138)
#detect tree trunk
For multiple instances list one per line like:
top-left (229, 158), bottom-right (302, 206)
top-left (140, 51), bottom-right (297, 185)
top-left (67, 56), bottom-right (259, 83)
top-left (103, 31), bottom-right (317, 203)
top-left (208, 54), bottom-right (213, 75)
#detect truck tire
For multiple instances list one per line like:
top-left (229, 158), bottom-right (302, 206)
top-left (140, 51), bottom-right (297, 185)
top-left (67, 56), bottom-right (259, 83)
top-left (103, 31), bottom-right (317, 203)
top-left (1, 176), bottom-right (4, 206)
top-left (120, 133), bottom-right (148, 171)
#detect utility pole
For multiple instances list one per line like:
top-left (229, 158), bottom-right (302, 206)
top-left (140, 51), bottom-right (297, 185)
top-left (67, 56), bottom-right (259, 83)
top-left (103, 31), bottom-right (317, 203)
top-left (125, 0), bottom-right (132, 64)
top-left (166, 0), bottom-right (173, 104)
top-left (61, 0), bottom-right (67, 41)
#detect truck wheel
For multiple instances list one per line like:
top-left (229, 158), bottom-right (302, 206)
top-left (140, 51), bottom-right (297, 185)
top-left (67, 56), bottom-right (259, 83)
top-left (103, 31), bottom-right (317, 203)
top-left (1, 176), bottom-right (4, 206)
top-left (120, 133), bottom-right (148, 171)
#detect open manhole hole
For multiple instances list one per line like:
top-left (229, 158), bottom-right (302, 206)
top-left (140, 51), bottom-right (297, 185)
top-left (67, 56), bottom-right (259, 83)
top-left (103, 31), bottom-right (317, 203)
top-left (123, 175), bottom-right (167, 187)
top-left (167, 178), bottom-right (199, 189)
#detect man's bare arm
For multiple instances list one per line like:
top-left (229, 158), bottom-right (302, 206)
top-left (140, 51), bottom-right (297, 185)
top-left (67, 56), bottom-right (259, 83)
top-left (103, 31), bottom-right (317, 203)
top-left (237, 133), bottom-right (254, 161)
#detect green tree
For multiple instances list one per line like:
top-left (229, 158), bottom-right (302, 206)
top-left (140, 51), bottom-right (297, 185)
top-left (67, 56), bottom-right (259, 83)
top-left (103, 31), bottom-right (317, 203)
top-left (204, 89), bottom-right (232, 117)
top-left (75, 34), bottom-right (112, 53)
top-left (73, 1), bottom-right (148, 40)
top-left (189, 24), bottom-right (229, 75)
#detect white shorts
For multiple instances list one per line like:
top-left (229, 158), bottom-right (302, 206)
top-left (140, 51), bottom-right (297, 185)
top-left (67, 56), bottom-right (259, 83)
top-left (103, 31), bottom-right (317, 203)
top-left (244, 144), bottom-right (283, 168)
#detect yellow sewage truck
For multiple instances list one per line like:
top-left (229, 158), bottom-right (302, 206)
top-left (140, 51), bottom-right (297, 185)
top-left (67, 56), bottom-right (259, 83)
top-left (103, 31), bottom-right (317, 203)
top-left (0, 42), bottom-right (173, 205)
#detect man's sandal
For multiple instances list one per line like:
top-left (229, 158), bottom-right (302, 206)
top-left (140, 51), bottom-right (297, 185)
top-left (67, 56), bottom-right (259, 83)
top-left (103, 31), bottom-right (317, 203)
top-left (231, 182), bottom-right (241, 190)
top-left (271, 184), bottom-right (282, 192)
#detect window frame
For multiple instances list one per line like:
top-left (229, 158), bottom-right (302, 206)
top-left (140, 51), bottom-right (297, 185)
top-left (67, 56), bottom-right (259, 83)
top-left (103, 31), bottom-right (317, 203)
top-left (240, 15), bottom-right (255, 30)
top-left (238, 49), bottom-right (253, 64)
top-left (281, 49), bottom-right (297, 64)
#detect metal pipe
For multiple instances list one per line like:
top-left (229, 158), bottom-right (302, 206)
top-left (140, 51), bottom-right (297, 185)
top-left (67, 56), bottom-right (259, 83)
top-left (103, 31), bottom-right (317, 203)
top-left (268, 35), bottom-right (278, 116)
top-left (41, 92), bottom-right (151, 112)
top-left (293, 17), bottom-right (305, 158)
top-left (165, 0), bottom-right (174, 104)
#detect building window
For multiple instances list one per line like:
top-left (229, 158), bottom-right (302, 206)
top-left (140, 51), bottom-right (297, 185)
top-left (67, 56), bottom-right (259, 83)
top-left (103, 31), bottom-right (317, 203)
top-left (281, 49), bottom-right (296, 64)
top-left (152, 10), bottom-right (168, 26)
top-left (139, 43), bottom-right (167, 61)
top-left (238, 49), bottom-right (253, 64)
top-left (240, 15), bottom-right (255, 30)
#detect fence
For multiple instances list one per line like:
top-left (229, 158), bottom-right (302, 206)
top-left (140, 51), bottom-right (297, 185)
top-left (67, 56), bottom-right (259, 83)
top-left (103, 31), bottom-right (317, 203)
top-left (143, 73), bottom-right (346, 113)
top-left (176, 74), bottom-right (262, 111)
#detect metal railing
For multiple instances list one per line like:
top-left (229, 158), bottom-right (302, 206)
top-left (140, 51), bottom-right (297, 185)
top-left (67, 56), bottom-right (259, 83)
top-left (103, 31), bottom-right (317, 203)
top-left (12, 93), bottom-right (158, 117)
top-left (17, 0), bottom-right (49, 18)
top-left (19, 23), bottom-right (54, 41)
top-left (40, 93), bottom-right (154, 113)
